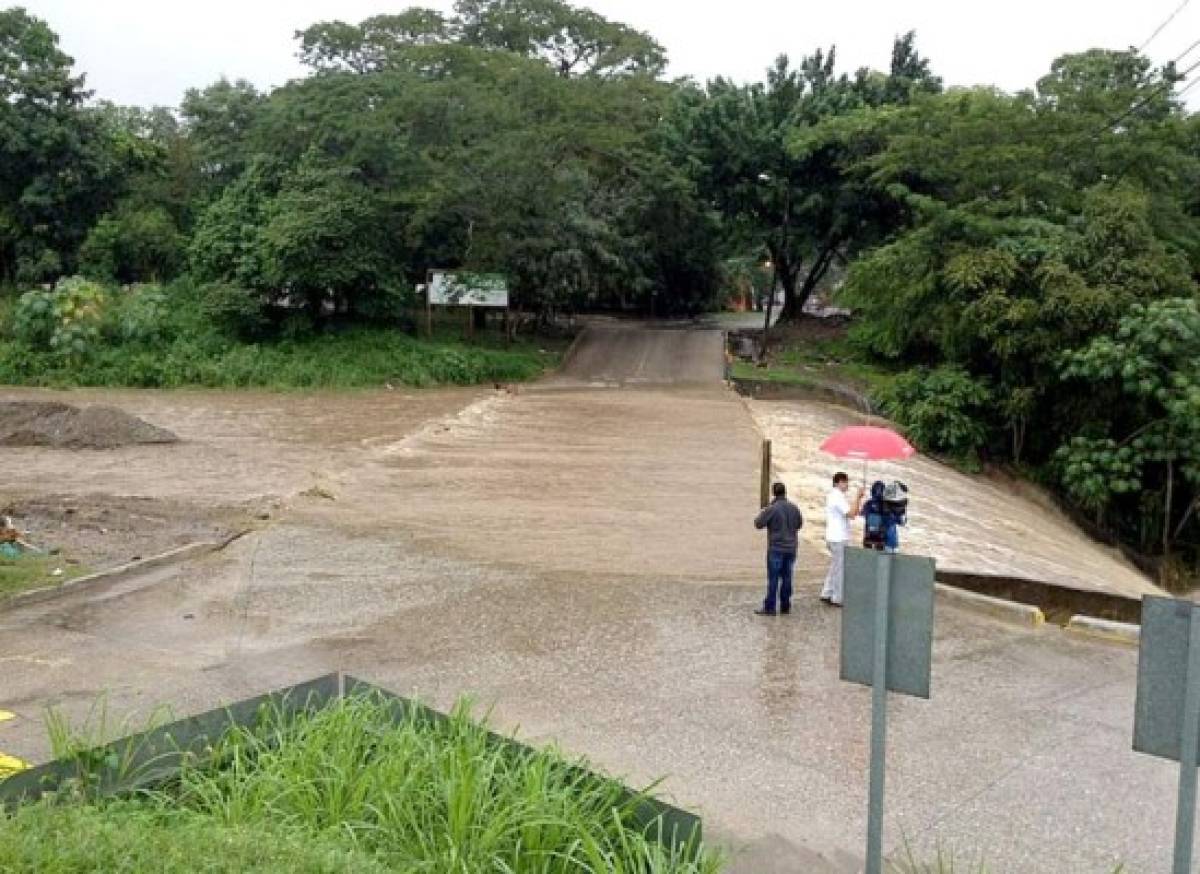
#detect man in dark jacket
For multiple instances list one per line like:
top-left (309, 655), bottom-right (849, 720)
top-left (753, 481), bottom-right (804, 616)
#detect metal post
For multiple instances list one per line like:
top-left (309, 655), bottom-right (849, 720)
top-left (426, 270), bottom-right (434, 338)
top-left (760, 440), bottom-right (772, 507)
top-left (866, 552), bottom-right (893, 874)
top-left (1174, 607), bottom-right (1200, 874)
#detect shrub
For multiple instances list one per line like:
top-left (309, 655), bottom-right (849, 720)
top-left (11, 276), bottom-right (108, 360)
top-left (102, 284), bottom-right (172, 344)
top-left (881, 365), bottom-right (993, 459)
top-left (200, 281), bottom-right (270, 339)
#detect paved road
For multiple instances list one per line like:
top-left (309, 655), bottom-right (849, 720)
top-left (549, 318), bottom-right (726, 386)
top-left (0, 321), bottom-right (1179, 872)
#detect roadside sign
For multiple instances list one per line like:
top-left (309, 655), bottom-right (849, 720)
top-left (1134, 596), bottom-right (1200, 874)
top-left (840, 548), bottom-right (936, 874)
top-left (841, 549), bottom-right (935, 698)
top-left (428, 271), bottom-right (509, 308)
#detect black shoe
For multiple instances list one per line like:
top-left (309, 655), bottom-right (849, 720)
top-left (780, 606), bottom-right (791, 615)
top-left (819, 596), bottom-right (832, 605)
top-left (754, 608), bottom-right (777, 616)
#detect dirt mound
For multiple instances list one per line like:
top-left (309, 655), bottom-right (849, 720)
top-left (0, 401), bottom-right (178, 450)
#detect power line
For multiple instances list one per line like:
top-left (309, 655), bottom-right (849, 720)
top-left (1139, 0), bottom-right (1193, 52)
top-left (1176, 75), bottom-right (1200, 100)
top-left (1087, 43), bottom-right (1200, 139)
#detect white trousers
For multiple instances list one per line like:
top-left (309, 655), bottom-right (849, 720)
top-left (821, 541), bottom-right (846, 605)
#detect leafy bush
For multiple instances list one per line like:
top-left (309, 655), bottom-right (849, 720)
top-left (199, 281), bottom-right (270, 339)
top-left (80, 208), bottom-right (185, 284)
top-left (880, 365), bottom-right (994, 459)
top-left (102, 284), bottom-right (172, 344)
top-left (11, 277), bottom-right (108, 360)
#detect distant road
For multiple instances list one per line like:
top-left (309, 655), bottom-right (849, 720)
top-left (548, 319), bottom-right (725, 386)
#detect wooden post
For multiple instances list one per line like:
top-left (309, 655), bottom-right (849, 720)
top-left (760, 439), bottom-right (772, 507)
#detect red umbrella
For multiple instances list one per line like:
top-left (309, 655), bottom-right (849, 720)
top-left (820, 425), bottom-right (916, 485)
top-left (819, 426), bottom-right (915, 461)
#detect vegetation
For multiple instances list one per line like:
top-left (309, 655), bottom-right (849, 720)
top-left (0, 553), bottom-right (85, 601)
top-left (731, 320), bottom-right (897, 396)
top-left (0, 693), bottom-right (719, 873)
top-left (0, 278), bottom-right (562, 388)
top-left (1, 1), bottom-right (1198, 567)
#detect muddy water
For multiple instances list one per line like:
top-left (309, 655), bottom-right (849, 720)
top-left (1, 387), bottom-right (482, 505)
top-left (336, 385), bottom-right (765, 584)
top-left (748, 399), bottom-right (1160, 598)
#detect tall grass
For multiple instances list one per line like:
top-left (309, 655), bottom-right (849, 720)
top-left (0, 694), bottom-right (721, 873)
top-left (0, 328), bottom-right (560, 389)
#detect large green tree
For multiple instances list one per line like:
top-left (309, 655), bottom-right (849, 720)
top-left (0, 8), bottom-right (118, 280)
top-left (670, 33), bottom-right (940, 327)
top-left (296, 0), bottom-right (665, 78)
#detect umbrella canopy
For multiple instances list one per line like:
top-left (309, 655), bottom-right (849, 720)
top-left (820, 425), bottom-right (915, 461)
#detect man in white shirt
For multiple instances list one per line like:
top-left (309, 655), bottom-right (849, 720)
top-left (820, 471), bottom-right (863, 607)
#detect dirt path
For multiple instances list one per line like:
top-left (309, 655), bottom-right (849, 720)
top-left (0, 324), bottom-right (1177, 873)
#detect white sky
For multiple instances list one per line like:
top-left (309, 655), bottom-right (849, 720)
top-left (21, 0), bottom-right (1200, 108)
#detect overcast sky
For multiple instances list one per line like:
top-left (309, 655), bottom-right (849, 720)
top-left (20, 0), bottom-right (1200, 108)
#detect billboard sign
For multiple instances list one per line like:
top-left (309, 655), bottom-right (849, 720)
top-left (428, 271), bottom-right (509, 308)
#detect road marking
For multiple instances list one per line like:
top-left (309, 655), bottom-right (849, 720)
top-left (0, 751), bottom-right (28, 776)
top-left (0, 710), bottom-right (15, 723)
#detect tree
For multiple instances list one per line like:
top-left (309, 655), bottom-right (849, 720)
top-left (880, 30), bottom-right (942, 105)
top-left (297, 11), bottom-right (454, 73)
top-left (260, 157), bottom-right (393, 319)
top-left (670, 40), bottom-right (916, 331)
top-left (1036, 49), bottom-right (1178, 119)
top-left (1060, 298), bottom-right (1200, 555)
top-left (0, 8), bottom-right (116, 281)
top-left (180, 78), bottom-right (267, 188)
top-left (79, 206), bottom-right (183, 283)
top-left (296, 1), bottom-right (666, 79)
top-left (455, 0), bottom-right (666, 77)
top-left (188, 158), bottom-right (279, 293)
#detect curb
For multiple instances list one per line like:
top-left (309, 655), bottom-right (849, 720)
top-left (1065, 615), bottom-right (1141, 647)
top-left (2, 536), bottom-right (239, 611)
top-left (935, 583), bottom-right (1045, 627)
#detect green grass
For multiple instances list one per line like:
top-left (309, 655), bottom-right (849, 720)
top-left (0, 327), bottom-right (566, 390)
top-left (734, 328), bottom-right (899, 397)
top-left (0, 553), bottom-right (86, 601)
top-left (0, 694), bottom-right (722, 873)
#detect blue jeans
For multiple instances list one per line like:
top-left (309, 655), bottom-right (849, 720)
top-left (764, 549), bottom-right (796, 613)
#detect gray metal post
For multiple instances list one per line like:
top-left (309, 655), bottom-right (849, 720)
top-left (866, 552), bottom-right (892, 874)
top-left (1174, 607), bottom-right (1200, 874)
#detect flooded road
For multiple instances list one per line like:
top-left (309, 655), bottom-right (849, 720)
top-left (0, 322), bottom-right (1175, 873)
top-left (749, 400), bottom-right (1159, 599)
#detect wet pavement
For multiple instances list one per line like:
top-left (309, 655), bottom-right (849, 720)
top-left (0, 322), bottom-right (1178, 872)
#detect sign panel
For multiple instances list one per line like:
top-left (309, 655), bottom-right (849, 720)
top-left (428, 271), bottom-right (509, 308)
top-left (1135, 596), bottom-right (1200, 763)
top-left (840, 548), bottom-right (936, 699)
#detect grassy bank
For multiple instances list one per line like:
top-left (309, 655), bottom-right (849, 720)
top-left (0, 279), bottom-right (569, 390)
top-left (0, 327), bottom-right (565, 390)
top-left (732, 318), bottom-right (898, 397)
top-left (0, 694), bottom-right (720, 873)
top-left (0, 553), bottom-right (85, 602)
